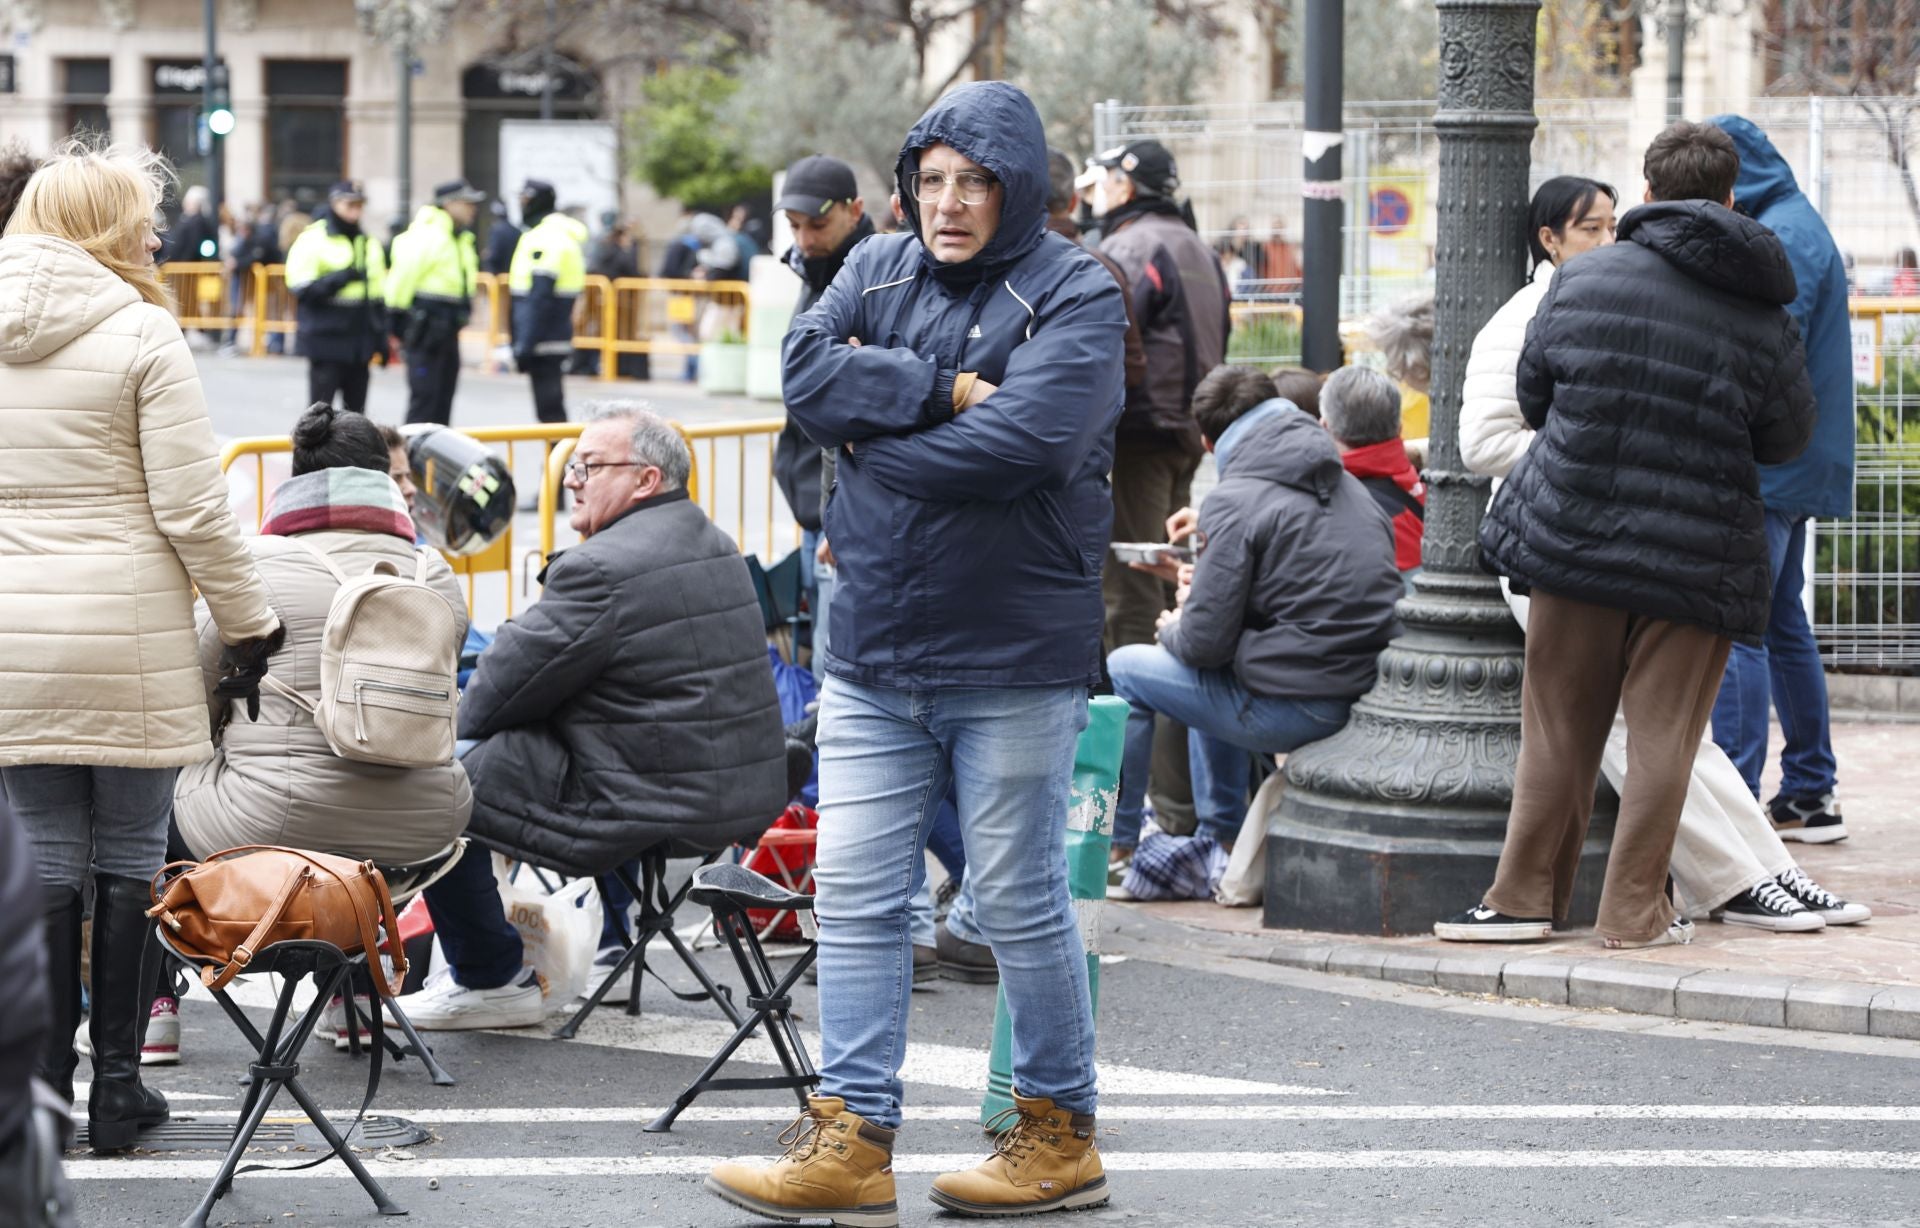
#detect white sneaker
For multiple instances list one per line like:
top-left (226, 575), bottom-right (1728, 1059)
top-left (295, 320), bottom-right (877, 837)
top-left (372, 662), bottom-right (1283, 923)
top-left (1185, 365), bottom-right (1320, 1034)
top-left (388, 967), bottom-right (545, 1031)
top-left (580, 946), bottom-right (633, 1001)
top-left (141, 997), bottom-right (181, 1065)
top-left (318, 994), bottom-right (379, 1050)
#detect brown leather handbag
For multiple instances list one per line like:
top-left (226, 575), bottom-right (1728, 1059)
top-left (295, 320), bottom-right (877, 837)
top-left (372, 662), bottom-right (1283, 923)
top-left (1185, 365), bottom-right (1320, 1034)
top-left (147, 846), bottom-right (408, 995)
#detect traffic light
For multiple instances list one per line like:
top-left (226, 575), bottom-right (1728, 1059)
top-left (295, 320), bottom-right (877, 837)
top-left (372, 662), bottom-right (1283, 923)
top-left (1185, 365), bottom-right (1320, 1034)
top-left (205, 64), bottom-right (234, 138)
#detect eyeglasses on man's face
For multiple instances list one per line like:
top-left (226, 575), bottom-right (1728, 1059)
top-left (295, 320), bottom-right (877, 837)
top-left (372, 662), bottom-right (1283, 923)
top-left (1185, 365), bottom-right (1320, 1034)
top-left (909, 171), bottom-right (999, 206)
top-left (565, 459), bottom-right (643, 482)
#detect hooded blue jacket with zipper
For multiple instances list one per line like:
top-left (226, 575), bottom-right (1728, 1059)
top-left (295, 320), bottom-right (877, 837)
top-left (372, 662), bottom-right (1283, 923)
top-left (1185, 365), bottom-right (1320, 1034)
top-left (1710, 113), bottom-right (1855, 520)
top-left (781, 81), bottom-right (1128, 689)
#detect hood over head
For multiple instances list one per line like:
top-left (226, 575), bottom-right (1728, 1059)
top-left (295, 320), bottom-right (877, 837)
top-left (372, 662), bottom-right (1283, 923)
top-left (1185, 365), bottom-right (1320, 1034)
top-left (0, 234), bottom-right (141, 364)
top-left (1708, 114), bottom-right (1801, 218)
top-left (1619, 200), bottom-right (1799, 306)
top-left (894, 81), bottom-right (1050, 286)
top-left (1220, 399), bottom-right (1347, 505)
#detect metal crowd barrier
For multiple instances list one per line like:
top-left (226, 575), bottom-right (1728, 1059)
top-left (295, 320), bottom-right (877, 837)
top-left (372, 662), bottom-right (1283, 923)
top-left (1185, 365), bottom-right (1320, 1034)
top-left (219, 419), bottom-right (804, 621)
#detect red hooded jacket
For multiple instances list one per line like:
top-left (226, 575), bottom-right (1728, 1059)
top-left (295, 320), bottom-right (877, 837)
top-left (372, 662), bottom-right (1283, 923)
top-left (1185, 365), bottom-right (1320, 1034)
top-left (1340, 439), bottom-right (1426, 571)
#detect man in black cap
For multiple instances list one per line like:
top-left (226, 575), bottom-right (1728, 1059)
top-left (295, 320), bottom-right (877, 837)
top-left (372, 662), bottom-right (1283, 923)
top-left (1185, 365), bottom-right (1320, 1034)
top-left (283, 179), bottom-right (387, 413)
top-left (772, 154), bottom-right (873, 641)
top-left (1087, 138), bottom-right (1231, 866)
top-left (386, 179), bottom-right (485, 424)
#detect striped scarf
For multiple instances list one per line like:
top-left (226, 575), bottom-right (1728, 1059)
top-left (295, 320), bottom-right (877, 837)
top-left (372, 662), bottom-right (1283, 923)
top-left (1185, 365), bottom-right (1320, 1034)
top-left (260, 467), bottom-right (415, 542)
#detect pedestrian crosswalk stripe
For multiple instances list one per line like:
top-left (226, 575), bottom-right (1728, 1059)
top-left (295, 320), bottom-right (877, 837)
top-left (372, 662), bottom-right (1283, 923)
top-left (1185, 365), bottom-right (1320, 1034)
top-left (126, 1103), bottom-right (1920, 1125)
top-left (62, 1149), bottom-right (1920, 1181)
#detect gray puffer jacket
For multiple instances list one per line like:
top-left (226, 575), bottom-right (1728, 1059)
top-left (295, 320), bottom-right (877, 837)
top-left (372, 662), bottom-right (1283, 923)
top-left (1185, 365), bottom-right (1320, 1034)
top-left (174, 531), bottom-right (473, 865)
top-left (458, 491), bottom-right (788, 874)
top-left (1158, 402), bottom-right (1404, 699)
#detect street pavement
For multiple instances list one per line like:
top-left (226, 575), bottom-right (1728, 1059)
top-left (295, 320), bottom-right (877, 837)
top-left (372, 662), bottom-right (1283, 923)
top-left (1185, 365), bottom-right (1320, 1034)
top-left (68, 907), bottom-right (1920, 1227)
top-left (122, 352), bottom-right (1920, 1226)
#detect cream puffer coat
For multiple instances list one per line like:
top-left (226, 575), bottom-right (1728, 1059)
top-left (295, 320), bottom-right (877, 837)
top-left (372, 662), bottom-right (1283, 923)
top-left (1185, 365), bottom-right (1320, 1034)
top-left (0, 235), bottom-right (280, 769)
top-left (174, 530), bottom-right (473, 865)
top-left (1458, 271), bottom-right (1552, 480)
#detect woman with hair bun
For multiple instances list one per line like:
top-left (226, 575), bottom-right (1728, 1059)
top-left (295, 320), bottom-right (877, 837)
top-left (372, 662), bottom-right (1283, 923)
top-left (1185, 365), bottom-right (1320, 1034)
top-left (172, 402), bottom-right (472, 1047)
top-left (0, 139), bottom-right (283, 1150)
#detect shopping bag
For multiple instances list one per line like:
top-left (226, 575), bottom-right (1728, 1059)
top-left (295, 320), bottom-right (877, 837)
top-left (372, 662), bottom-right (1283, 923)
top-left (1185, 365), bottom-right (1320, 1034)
top-left (494, 857), bottom-right (599, 1002)
top-left (1215, 767), bottom-right (1284, 907)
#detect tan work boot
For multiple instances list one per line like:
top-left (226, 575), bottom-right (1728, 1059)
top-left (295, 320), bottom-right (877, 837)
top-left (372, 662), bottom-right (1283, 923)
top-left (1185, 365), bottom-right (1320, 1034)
top-left (928, 1093), bottom-right (1108, 1217)
top-left (705, 1095), bottom-right (899, 1227)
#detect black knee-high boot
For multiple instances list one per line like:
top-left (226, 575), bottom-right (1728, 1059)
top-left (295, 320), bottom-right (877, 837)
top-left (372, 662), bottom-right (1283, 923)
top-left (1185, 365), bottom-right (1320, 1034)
top-left (38, 886), bottom-right (82, 1105)
top-left (85, 874), bottom-right (169, 1152)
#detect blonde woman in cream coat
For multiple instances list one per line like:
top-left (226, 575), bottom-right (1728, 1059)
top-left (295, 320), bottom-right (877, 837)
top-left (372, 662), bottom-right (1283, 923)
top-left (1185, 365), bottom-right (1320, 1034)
top-left (0, 142), bottom-right (282, 1149)
top-left (1439, 174), bottom-right (1867, 944)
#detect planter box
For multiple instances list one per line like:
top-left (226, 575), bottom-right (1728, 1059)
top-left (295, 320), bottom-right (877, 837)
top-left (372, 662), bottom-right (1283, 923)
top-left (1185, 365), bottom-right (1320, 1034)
top-left (746, 347), bottom-right (784, 401)
top-left (698, 342), bottom-right (748, 395)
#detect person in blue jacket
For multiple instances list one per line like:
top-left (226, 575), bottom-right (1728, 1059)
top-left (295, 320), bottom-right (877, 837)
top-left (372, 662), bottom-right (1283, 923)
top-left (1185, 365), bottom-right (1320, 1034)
top-left (705, 82), bottom-right (1124, 1226)
top-left (1707, 115), bottom-right (1855, 843)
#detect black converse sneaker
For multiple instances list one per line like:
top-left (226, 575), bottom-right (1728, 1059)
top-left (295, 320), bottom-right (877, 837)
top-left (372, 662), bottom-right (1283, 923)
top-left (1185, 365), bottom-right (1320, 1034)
top-left (1433, 905), bottom-right (1553, 942)
top-left (1768, 791), bottom-right (1847, 843)
top-left (1711, 878), bottom-right (1825, 932)
top-left (1775, 865), bottom-right (1873, 925)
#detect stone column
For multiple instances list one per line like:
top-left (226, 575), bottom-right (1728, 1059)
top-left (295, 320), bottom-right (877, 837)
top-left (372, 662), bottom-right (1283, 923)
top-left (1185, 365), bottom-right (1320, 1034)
top-left (1263, 0), bottom-right (1616, 935)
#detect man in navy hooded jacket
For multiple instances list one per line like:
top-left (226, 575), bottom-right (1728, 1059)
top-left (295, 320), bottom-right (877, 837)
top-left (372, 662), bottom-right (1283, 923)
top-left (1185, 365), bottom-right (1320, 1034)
top-left (706, 83), bottom-right (1122, 1225)
top-left (1707, 115), bottom-right (1855, 843)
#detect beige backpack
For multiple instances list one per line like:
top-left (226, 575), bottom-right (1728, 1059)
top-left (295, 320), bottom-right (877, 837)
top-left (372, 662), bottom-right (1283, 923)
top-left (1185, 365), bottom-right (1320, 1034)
top-left (261, 538), bottom-right (460, 768)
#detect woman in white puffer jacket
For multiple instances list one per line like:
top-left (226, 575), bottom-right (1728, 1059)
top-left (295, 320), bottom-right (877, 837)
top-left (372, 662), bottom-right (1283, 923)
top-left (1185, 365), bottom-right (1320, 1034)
top-left (1445, 175), bottom-right (1867, 940)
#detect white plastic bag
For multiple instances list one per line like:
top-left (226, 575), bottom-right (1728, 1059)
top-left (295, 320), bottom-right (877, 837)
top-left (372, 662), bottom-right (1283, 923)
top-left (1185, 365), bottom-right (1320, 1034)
top-left (1215, 767), bottom-right (1285, 907)
top-left (494, 856), bottom-right (600, 1003)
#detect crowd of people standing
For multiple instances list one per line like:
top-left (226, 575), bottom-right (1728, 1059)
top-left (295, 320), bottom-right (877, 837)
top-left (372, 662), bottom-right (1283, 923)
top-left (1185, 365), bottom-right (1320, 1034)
top-left (0, 79), bottom-right (1885, 1228)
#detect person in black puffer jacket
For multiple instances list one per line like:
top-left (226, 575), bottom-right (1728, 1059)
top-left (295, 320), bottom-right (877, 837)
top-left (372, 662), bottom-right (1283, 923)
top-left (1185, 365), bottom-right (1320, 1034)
top-left (394, 405), bottom-right (788, 1033)
top-left (1445, 122), bottom-right (1815, 951)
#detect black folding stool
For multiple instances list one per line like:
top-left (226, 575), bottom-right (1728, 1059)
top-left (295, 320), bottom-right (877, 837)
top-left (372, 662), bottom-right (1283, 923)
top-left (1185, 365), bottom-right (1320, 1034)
top-left (154, 932), bottom-right (405, 1228)
top-left (333, 841), bottom-right (468, 1087)
top-left (645, 862), bottom-right (820, 1132)
top-left (554, 846), bottom-right (739, 1040)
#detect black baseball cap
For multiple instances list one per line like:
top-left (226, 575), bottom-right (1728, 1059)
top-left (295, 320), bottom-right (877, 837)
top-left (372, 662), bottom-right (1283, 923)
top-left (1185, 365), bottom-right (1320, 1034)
top-left (432, 178), bottom-right (486, 204)
top-left (776, 155), bottom-right (859, 217)
top-left (1091, 140), bottom-right (1179, 197)
top-left (328, 179), bottom-right (367, 203)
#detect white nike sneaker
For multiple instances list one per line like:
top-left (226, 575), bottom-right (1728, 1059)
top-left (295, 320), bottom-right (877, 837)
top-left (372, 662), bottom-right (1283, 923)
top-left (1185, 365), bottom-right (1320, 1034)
top-left (580, 946), bottom-right (634, 1001)
top-left (387, 967), bottom-right (545, 1031)
top-left (318, 994), bottom-right (379, 1050)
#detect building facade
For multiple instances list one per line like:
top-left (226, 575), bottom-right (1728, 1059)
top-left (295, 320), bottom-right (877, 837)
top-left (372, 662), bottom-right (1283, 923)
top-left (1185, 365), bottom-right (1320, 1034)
top-left (0, 0), bottom-right (621, 233)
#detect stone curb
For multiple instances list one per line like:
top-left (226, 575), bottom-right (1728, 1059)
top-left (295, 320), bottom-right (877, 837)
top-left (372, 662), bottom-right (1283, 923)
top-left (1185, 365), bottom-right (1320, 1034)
top-left (1257, 940), bottom-right (1918, 1038)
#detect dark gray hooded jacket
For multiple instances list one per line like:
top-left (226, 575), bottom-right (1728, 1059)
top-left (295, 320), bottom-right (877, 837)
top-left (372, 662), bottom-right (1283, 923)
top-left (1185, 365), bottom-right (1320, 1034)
top-left (1159, 401), bottom-right (1403, 699)
top-left (458, 491), bottom-right (788, 873)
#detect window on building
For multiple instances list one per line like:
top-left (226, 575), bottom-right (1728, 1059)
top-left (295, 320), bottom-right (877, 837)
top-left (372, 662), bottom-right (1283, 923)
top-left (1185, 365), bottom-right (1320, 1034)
top-left (63, 59), bottom-right (110, 138)
top-left (149, 59), bottom-right (216, 210)
top-left (266, 60), bottom-right (347, 211)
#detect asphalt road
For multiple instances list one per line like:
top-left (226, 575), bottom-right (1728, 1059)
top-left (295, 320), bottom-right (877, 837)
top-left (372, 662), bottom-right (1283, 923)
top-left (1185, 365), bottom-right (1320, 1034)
top-left (67, 908), bottom-right (1920, 1228)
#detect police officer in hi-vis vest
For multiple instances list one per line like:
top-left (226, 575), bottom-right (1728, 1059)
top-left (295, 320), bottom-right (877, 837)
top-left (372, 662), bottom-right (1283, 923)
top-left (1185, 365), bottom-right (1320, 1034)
top-left (284, 180), bottom-right (387, 413)
top-left (508, 179), bottom-right (588, 424)
top-left (386, 179), bottom-right (483, 425)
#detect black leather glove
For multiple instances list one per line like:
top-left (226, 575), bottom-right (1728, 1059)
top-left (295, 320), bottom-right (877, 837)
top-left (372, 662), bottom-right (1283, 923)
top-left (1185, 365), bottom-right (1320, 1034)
top-left (215, 624), bottom-right (286, 722)
top-left (313, 268), bottom-right (359, 296)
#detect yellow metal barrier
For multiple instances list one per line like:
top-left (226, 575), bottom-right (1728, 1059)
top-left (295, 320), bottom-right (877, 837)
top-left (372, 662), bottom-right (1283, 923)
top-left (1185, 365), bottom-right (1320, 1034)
top-left (578, 277), bottom-right (753, 382)
top-left (160, 261), bottom-right (241, 333)
top-left (247, 264), bottom-right (298, 356)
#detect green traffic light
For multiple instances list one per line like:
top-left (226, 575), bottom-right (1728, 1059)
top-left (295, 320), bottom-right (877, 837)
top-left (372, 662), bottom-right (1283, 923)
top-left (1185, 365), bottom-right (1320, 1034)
top-left (208, 108), bottom-right (235, 137)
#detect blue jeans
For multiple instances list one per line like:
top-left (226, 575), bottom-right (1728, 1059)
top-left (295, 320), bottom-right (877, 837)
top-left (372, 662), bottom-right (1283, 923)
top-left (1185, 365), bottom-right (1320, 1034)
top-left (1711, 511), bottom-right (1837, 799)
top-left (1107, 644), bottom-right (1351, 848)
top-left (424, 740), bottom-right (525, 989)
top-left (1, 765), bottom-right (176, 891)
top-left (812, 676), bottom-right (1095, 1128)
top-left (421, 842), bottom-right (526, 990)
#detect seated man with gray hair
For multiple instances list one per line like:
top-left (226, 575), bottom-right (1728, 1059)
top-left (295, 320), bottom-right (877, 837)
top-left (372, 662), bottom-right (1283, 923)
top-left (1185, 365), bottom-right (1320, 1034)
top-left (1108, 366), bottom-right (1403, 860)
top-left (1323, 364), bottom-right (1426, 577)
top-left (396, 404), bottom-right (789, 1031)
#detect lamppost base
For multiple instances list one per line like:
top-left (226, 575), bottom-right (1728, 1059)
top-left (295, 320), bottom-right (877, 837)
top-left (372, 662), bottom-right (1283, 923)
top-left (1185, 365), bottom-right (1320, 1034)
top-left (1261, 565), bottom-right (1616, 936)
